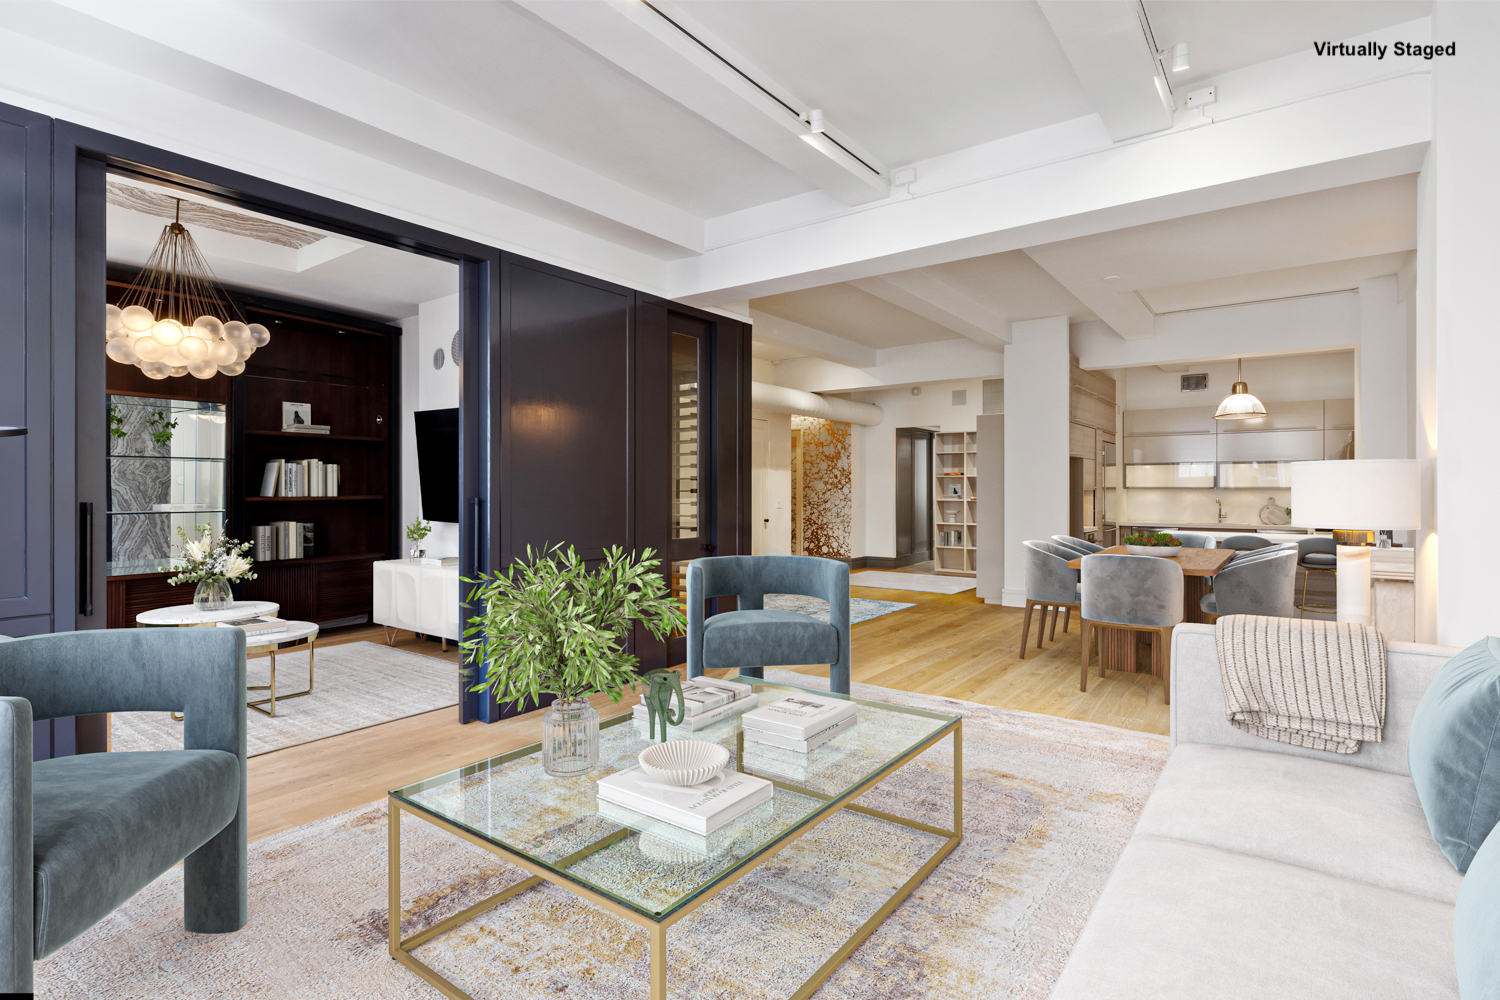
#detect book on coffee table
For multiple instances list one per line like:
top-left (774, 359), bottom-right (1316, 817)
top-left (596, 799), bottom-right (771, 859)
top-left (215, 616), bottom-right (286, 636)
top-left (630, 678), bottom-right (758, 732)
top-left (741, 692), bottom-right (857, 739)
top-left (595, 765), bottom-right (772, 835)
top-left (742, 711), bottom-right (859, 753)
top-left (743, 741), bottom-right (856, 782)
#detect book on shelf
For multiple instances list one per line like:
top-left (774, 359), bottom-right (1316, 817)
top-left (282, 425), bottom-right (330, 435)
top-left (252, 521), bottom-right (314, 561)
top-left (215, 616), bottom-right (286, 636)
top-left (259, 460), bottom-right (340, 497)
top-left (596, 799), bottom-right (768, 859)
top-left (740, 692), bottom-right (857, 740)
top-left (281, 401), bottom-right (312, 428)
top-left (938, 529), bottom-right (965, 547)
top-left (594, 765), bottom-right (773, 835)
top-left (741, 712), bottom-right (858, 753)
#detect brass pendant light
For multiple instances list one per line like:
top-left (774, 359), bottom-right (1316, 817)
top-left (1214, 358), bottom-right (1267, 420)
top-left (103, 198), bottom-right (270, 381)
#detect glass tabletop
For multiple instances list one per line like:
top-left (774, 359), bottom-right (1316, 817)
top-left (390, 678), bottom-right (959, 921)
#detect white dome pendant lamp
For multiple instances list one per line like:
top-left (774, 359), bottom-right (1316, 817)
top-left (1214, 358), bottom-right (1267, 420)
top-left (105, 197), bottom-right (270, 381)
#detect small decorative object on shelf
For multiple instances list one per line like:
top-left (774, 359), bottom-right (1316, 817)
top-left (640, 669), bottom-right (686, 743)
top-left (462, 543), bottom-right (688, 776)
top-left (280, 401), bottom-right (330, 434)
top-left (163, 523), bottom-right (258, 611)
top-left (1124, 531), bottom-right (1184, 557)
top-left (405, 518), bottom-right (432, 560)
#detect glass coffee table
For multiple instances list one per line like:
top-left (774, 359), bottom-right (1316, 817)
top-left (388, 677), bottom-right (962, 1000)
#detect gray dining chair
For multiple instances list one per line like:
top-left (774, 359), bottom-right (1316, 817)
top-left (686, 555), bottom-right (851, 694)
top-left (1297, 536), bottom-right (1338, 616)
top-left (1051, 535), bottom-right (1104, 554)
top-left (1020, 540), bottom-right (1082, 657)
top-left (0, 628), bottom-right (248, 992)
top-left (1200, 544), bottom-right (1298, 619)
top-left (1174, 532), bottom-right (1215, 549)
top-left (1079, 553), bottom-right (1183, 703)
top-left (1219, 534), bottom-right (1273, 551)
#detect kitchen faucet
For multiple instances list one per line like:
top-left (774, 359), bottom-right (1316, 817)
top-left (1214, 499), bottom-right (1227, 523)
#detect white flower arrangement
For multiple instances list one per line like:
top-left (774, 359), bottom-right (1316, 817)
top-left (163, 524), bottom-right (258, 586)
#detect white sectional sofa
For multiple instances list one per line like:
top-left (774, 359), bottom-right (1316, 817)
top-left (1051, 622), bottom-right (1464, 1000)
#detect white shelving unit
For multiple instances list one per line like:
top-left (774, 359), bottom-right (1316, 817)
top-left (934, 430), bottom-right (977, 576)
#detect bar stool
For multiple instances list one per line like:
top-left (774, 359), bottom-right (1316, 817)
top-left (1297, 536), bottom-right (1338, 616)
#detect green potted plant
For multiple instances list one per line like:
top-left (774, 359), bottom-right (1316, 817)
top-left (405, 518), bottom-right (432, 560)
top-left (1123, 531), bottom-right (1184, 557)
top-left (163, 523), bottom-right (257, 611)
top-left (462, 543), bottom-right (688, 776)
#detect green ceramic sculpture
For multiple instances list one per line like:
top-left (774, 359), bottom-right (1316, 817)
top-left (641, 669), bottom-right (686, 742)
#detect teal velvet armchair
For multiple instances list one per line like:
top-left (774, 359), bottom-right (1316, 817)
top-left (686, 555), bottom-right (852, 694)
top-left (0, 628), bottom-right (248, 992)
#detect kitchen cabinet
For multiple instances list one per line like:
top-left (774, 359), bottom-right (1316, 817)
top-left (1218, 462), bottom-right (1294, 488)
top-left (1127, 434), bottom-right (1216, 464)
top-left (1125, 463), bottom-right (1217, 488)
top-left (1214, 429), bottom-right (1322, 462)
top-left (1124, 406), bottom-right (1216, 435)
top-left (1215, 399), bottom-right (1322, 431)
top-left (1324, 428), bottom-right (1355, 459)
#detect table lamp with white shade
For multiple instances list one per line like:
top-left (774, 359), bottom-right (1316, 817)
top-left (1290, 459), bottom-right (1421, 625)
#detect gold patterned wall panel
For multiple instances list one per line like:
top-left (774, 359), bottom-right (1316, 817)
top-left (791, 416), bottom-right (851, 559)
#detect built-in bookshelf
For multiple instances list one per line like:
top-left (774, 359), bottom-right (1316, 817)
top-left (934, 431), bottom-right (977, 576)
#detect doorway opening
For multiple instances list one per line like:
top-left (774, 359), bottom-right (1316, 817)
top-left (895, 427), bottom-right (935, 569)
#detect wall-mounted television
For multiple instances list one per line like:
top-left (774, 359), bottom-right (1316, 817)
top-left (413, 407), bottom-right (459, 523)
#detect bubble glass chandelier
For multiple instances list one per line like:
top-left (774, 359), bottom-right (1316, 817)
top-left (104, 198), bottom-right (269, 381)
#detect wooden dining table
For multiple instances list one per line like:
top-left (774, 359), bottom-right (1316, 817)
top-left (1065, 545), bottom-right (1236, 625)
top-left (1067, 545), bottom-right (1237, 680)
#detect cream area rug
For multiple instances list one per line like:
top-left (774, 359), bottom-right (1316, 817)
top-left (110, 641), bottom-right (460, 757)
top-left (851, 571), bottom-right (976, 595)
top-left (41, 674), bottom-right (1168, 999)
top-left (764, 592), bottom-right (915, 624)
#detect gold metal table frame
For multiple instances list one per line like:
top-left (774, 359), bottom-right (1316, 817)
top-left (388, 712), bottom-right (963, 1000)
top-left (246, 628), bottom-right (317, 717)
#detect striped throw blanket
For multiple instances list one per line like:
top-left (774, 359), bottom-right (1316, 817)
top-left (1214, 615), bottom-right (1387, 754)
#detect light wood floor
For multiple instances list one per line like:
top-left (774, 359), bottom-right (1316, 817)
top-left (244, 584), bottom-right (1175, 842)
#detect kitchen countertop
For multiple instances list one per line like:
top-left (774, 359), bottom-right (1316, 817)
top-left (1120, 521), bottom-right (1313, 532)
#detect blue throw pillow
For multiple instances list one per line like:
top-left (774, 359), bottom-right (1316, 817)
top-left (1409, 636), bottom-right (1500, 873)
top-left (1455, 824), bottom-right (1500, 999)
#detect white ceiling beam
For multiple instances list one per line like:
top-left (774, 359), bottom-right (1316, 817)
top-left (849, 272), bottom-right (1009, 348)
top-left (1035, 1), bottom-right (1174, 142)
top-left (516, 0), bottom-right (890, 206)
top-left (42, 0), bottom-right (706, 256)
top-left (748, 310), bottom-right (878, 368)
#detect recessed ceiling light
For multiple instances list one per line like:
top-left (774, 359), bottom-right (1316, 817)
top-left (1103, 275), bottom-right (1122, 282)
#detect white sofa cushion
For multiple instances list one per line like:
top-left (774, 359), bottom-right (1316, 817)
top-left (1136, 743), bottom-right (1463, 904)
top-left (1049, 835), bottom-right (1458, 1000)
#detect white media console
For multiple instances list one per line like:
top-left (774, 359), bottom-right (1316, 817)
top-left (372, 559), bottom-right (461, 648)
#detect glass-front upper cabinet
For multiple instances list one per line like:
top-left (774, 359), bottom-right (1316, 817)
top-left (107, 395), bottom-right (226, 576)
top-left (1123, 463), bottom-right (1217, 489)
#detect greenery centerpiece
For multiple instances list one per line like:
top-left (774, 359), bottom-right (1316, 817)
top-left (1122, 531), bottom-right (1183, 548)
top-left (163, 523), bottom-right (257, 612)
top-left (405, 518), bottom-right (432, 559)
top-left (462, 543), bottom-right (688, 776)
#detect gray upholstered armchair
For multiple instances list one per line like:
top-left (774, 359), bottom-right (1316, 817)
top-left (0, 628), bottom-right (248, 992)
top-left (686, 555), bottom-right (851, 694)
top-left (1051, 535), bottom-right (1103, 555)
top-left (1200, 544), bottom-right (1298, 619)
top-left (1020, 540), bottom-right (1082, 656)
top-left (1079, 553), bottom-right (1184, 703)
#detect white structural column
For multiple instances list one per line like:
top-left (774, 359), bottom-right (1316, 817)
top-left (1356, 276), bottom-right (1410, 461)
top-left (1431, 1), bottom-right (1500, 646)
top-left (1002, 317), bottom-right (1071, 607)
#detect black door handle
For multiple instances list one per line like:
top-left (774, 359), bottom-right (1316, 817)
top-left (701, 544), bottom-right (716, 553)
top-left (78, 502), bottom-right (93, 617)
top-left (0, 426), bottom-right (26, 437)
top-left (763, 519), bottom-right (769, 525)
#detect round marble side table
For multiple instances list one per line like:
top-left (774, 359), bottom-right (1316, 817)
top-left (135, 600), bottom-right (281, 627)
top-left (244, 621), bottom-right (318, 718)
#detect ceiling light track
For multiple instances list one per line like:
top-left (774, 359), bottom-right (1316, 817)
top-left (638, 0), bottom-right (881, 178)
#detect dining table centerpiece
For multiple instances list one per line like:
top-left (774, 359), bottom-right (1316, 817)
top-left (1124, 531), bottom-right (1185, 557)
top-left (462, 543), bottom-right (689, 776)
top-left (163, 523), bottom-right (258, 611)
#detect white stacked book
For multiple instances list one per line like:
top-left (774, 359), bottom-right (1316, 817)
top-left (630, 676), bottom-right (757, 732)
top-left (216, 616), bottom-right (288, 640)
top-left (741, 693), bottom-right (858, 753)
top-left (744, 742), bottom-right (856, 782)
top-left (595, 765), bottom-right (773, 835)
top-left (596, 799), bottom-right (765, 859)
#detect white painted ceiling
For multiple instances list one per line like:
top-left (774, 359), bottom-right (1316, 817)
top-left (1144, 0), bottom-right (1432, 90)
top-left (754, 283), bottom-right (960, 349)
top-left (106, 175), bottom-right (458, 321)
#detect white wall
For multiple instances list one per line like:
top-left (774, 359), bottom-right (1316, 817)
top-left (750, 410), bottom-right (793, 555)
top-left (1003, 317), bottom-right (1071, 606)
top-left (1357, 276), bottom-right (1411, 461)
top-left (1119, 353), bottom-right (1355, 411)
top-left (400, 291), bottom-right (462, 557)
top-left (1431, 0), bottom-right (1500, 647)
top-left (849, 379), bottom-right (987, 559)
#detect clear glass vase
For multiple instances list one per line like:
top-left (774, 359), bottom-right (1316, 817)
top-left (193, 577), bottom-right (234, 612)
top-left (541, 698), bottom-right (599, 777)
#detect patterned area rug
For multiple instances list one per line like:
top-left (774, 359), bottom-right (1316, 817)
top-left (765, 593), bottom-right (914, 624)
top-left (39, 676), bottom-right (1168, 999)
top-left (850, 571), bottom-right (975, 595)
top-left (110, 641), bottom-right (460, 757)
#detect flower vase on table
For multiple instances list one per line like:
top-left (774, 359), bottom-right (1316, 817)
top-left (193, 576), bottom-right (234, 612)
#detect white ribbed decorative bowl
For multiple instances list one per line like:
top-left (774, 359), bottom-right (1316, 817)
top-left (638, 740), bottom-right (730, 786)
top-left (1125, 544), bottom-right (1181, 557)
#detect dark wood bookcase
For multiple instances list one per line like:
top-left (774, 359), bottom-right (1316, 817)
top-left (103, 268), bottom-right (399, 627)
